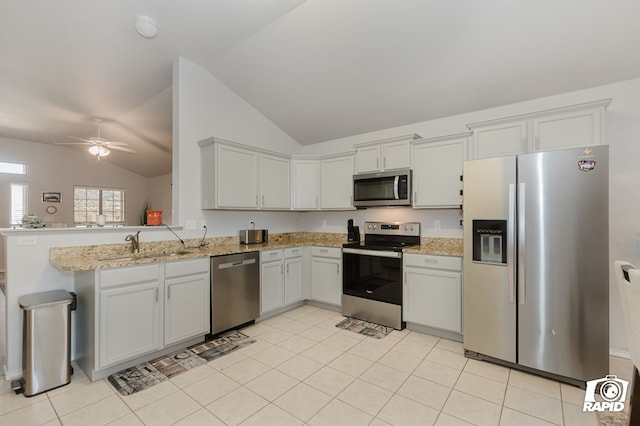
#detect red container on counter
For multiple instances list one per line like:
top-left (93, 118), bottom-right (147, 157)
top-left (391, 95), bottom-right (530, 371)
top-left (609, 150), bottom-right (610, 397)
top-left (147, 210), bottom-right (162, 226)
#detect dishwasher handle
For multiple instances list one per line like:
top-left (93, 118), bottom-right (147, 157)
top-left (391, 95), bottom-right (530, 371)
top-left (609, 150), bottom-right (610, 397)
top-left (217, 258), bottom-right (257, 269)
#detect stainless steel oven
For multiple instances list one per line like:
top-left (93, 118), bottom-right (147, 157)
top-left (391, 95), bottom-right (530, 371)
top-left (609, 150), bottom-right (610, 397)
top-left (342, 222), bottom-right (420, 329)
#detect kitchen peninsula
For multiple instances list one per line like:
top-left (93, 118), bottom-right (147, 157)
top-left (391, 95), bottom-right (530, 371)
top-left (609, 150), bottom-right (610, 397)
top-left (45, 232), bottom-right (462, 381)
top-left (50, 233), bottom-right (462, 271)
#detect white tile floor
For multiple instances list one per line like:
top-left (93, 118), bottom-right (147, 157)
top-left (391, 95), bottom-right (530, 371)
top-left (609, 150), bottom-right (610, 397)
top-left (0, 304), bottom-right (632, 425)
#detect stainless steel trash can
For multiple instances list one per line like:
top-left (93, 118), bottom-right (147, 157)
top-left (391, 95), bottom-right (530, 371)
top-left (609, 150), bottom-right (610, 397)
top-left (18, 290), bottom-right (74, 396)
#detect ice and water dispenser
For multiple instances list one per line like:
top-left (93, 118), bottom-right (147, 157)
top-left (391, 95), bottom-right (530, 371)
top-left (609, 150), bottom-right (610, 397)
top-left (472, 220), bottom-right (507, 264)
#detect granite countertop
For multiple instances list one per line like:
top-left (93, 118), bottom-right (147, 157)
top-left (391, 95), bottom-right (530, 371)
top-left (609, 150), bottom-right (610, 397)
top-left (406, 237), bottom-right (463, 257)
top-left (50, 232), bottom-right (463, 271)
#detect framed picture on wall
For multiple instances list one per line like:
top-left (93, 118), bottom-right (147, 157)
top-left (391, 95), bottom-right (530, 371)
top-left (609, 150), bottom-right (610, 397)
top-left (42, 192), bottom-right (61, 203)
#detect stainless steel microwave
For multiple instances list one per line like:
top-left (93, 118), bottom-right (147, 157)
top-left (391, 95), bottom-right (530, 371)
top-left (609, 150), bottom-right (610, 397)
top-left (353, 169), bottom-right (412, 207)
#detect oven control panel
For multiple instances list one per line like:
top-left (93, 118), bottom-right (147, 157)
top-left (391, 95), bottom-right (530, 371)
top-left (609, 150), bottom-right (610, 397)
top-left (364, 222), bottom-right (420, 236)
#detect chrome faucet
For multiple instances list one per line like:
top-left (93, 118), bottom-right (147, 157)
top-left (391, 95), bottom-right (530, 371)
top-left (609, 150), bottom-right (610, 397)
top-left (125, 231), bottom-right (141, 254)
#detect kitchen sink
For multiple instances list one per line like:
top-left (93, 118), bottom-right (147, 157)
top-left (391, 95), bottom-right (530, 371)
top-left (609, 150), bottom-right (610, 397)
top-left (98, 255), bottom-right (142, 262)
top-left (99, 250), bottom-right (193, 262)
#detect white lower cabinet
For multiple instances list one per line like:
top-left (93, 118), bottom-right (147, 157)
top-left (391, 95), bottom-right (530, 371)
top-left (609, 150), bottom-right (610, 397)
top-left (284, 248), bottom-right (303, 305)
top-left (310, 246), bottom-right (342, 306)
top-left (260, 249), bottom-right (285, 314)
top-left (261, 248), bottom-right (304, 314)
top-left (403, 254), bottom-right (462, 333)
top-left (99, 278), bottom-right (161, 369)
top-left (77, 258), bottom-right (210, 379)
top-left (164, 258), bottom-right (210, 346)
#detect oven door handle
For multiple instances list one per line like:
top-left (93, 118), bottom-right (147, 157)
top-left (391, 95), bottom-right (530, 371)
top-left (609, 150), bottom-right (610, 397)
top-left (342, 248), bottom-right (402, 258)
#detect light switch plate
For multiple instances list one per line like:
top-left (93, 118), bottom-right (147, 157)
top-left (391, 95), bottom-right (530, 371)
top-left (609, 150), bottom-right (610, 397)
top-left (186, 220), bottom-right (196, 230)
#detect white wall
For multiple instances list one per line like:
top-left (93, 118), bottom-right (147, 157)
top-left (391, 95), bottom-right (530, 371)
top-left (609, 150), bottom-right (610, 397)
top-left (300, 78), bottom-right (640, 354)
top-left (148, 173), bottom-right (173, 225)
top-left (0, 137), bottom-right (151, 228)
top-left (172, 57), bottom-right (303, 236)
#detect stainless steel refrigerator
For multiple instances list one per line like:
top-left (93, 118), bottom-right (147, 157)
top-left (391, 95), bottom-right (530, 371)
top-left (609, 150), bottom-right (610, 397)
top-left (462, 145), bottom-right (609, 386)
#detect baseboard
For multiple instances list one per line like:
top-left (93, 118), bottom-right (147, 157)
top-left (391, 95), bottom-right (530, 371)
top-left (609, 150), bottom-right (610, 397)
top-left (610, 348), bottom-right (631, 359)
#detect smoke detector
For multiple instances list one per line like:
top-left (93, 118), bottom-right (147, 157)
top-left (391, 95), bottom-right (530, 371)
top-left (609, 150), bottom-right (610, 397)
top-left (135, 15), bottom-right (158, 39)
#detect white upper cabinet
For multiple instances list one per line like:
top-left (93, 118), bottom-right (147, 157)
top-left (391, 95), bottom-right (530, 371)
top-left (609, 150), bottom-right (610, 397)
top-left (466, 99), bottom-right (610, 160)
top-left (215, 143), bottom-right (260, 208)
top-left (320, 153), bottom-right (355, 210)
top-left (468, 121), bottom-right (528, 159)
top-left (200, 139), bottom-right (290, 210)
top-left (355, 145), bottom-right (381, 173)
top-left (260, 153), bottom-right (291, 209)
top-left (412, 133), bottom-right (469, 208)
top-left (291, 159), bottom-right (319, 210)
top-left (354, 134), bottom-right (419, 173)
top-left (532, 107), bottom-right (604, 152)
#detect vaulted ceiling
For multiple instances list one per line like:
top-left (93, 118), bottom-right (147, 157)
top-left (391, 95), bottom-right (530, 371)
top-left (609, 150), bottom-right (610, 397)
top-left (3, 0), bottom-right (640, 177)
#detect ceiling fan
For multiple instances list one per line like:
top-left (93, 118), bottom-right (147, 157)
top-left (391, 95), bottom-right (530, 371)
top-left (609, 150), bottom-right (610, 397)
top-left (56, 118), bottom-right (137, 159)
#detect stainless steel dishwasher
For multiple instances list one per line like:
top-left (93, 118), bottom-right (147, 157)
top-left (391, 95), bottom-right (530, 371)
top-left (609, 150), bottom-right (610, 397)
top-left (210, 252), bottom-right (260, 335)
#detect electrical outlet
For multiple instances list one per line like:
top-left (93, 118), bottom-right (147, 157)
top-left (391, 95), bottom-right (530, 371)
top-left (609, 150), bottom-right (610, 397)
top-left (186, 220), bottom-right (197, 230)
top-left (17, 236), bottom-right (37, 245)
top-left (434, 220), bottom-right (441, 230)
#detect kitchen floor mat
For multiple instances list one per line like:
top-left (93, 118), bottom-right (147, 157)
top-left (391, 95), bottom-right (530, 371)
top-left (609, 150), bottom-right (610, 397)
top-left (108, 330), bottom-right (256, 396)
top-left (335, 317), bottom-right (393, 339)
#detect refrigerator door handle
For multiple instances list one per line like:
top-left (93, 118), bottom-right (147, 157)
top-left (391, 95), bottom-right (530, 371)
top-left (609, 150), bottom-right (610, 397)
top-left (518, 182), bottom-right (526, 305)
top-left (508, 183), bottom-right (516, 304)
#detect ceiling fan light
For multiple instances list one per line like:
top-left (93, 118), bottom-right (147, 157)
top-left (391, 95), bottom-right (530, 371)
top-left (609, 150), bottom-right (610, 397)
top-left (135, 15), bottom-right (158, 39)
top-left (89, 146), bottom-right (110, 157)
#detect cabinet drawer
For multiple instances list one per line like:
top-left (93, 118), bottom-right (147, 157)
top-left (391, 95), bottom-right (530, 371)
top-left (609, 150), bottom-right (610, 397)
top-left (403, 254), bottom-right (461, 271)
top-left (100, 264), bottom-right (161, 288)
top-left (311, 246), bottom-right (341, 258)
top-left (165, 257), bottom-right (209, 278)
top-left (261, 249), bottom-right (284, 262)
top-left (285, 247), bottom-right (303, 258)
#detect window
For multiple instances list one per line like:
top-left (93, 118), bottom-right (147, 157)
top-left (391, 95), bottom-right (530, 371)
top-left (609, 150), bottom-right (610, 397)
top-left (0, 161), bottom-right (27, 175)
top-left (10, 183), bottom-right (28, 225)
top-left (74, 186), bottom-right (125, 225)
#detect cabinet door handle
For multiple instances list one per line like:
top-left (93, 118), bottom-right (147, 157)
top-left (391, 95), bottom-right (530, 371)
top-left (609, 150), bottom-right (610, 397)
top-left (281, 264), bottom-right (284, 274)
top-left (286, 264), bottom-right (290, 274)
top-left (337, 264), bottom-right (340, 274)
top-left (424, 258), bottom-right (438, 264)
top-left (167, 286), bottom-right (171, 299)
top-left (383, 157), bottom-right (386, 169)
top-left (255, 195), bottom-right (258, 207)
top-left (262, 195), bottom-right (265, 206)
top-left (155, 288), bottom-right (159, 302)
top-left (320, 249), bottom-right (329, 253)
top-left (376, 158), bottom-right (379, 169)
